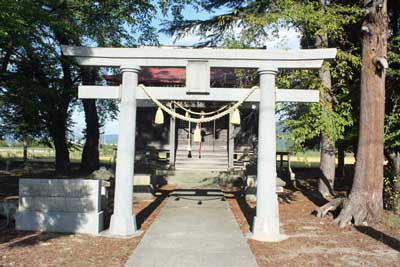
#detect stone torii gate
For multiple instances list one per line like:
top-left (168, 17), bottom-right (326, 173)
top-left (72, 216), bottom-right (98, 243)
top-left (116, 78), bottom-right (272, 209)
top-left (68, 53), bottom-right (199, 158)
top-left (62, 46), bottom-right (336, 241)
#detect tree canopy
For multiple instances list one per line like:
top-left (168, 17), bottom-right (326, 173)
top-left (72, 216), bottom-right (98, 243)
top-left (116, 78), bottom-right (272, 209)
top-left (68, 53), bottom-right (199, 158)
top-left (0, 0), bottom-right (159, 173)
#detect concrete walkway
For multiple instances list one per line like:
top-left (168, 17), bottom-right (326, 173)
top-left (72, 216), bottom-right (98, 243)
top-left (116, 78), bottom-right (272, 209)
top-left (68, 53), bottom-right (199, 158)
top-left (125, 195), bottom-right (258, 267)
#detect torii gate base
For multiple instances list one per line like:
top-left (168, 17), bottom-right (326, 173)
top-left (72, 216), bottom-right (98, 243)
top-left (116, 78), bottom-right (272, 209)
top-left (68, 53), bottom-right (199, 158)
top-left (62, 45), bottom-right (336, 241)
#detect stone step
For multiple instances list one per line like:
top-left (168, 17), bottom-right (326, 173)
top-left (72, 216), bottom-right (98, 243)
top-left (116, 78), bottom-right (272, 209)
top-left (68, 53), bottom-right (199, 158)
top-left (174, 165), bottom-right (228, 170)
top-left (174, 167), bottom-right (228, 171)
top-left (177, 141), bottom-right (228, 149)
top-left (177, 135), bottom-right (227, 138)
top-left (167, 177), bottom-right (219, 186)
top-left (173, 166), bottom-right (228, 171)
top-left (175, 159), bottom-right (228, 166)
top-left (175, 159), bottom-right (227, 163)
top-left (175, 151), bottom-right (228, 159)
top-left (176, 151), bottom-right (227, 156)
top-left (176, 149), bottom-right (228, 154)
top-left (175, 159), bottom-right (228, 164)
top-left (175, 154), bottom-right (228, 159)
top-left (177, 136), bottom-right (227, 139)
top-left (175, 156), bottom-right (228, 159)
top-left (177, 134), bottom-right (228, 138)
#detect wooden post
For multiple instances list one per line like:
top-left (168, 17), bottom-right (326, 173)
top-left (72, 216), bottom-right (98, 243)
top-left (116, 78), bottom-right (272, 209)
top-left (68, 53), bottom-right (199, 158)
top-left (169, 106), bottom-right (176, 167)
top-left (228, 113), bottom-right (234, 169)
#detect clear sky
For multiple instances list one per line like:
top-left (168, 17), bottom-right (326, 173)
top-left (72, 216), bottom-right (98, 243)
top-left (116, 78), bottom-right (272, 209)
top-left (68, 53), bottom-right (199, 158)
top-left (71, 6), bottom-right (300, 140)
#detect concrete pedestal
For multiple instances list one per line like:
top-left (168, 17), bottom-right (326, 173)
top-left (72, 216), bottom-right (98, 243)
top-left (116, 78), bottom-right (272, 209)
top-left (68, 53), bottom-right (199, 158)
top-left (16, 179), bottom-right (103, 234)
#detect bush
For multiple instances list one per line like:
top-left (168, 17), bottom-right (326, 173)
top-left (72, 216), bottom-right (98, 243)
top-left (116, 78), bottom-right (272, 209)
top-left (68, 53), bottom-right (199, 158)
top-left (383, 176), bottom-right (399, 212)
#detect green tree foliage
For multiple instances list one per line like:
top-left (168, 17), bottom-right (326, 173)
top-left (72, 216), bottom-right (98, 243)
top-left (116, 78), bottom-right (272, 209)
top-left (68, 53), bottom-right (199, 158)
top-left (386, 35), bottom-right (400, 157)
top-left (0, 0), bottom-right (158, 173)
top-left (164, 0), bottom-right (361, 156)
top-left (385, 1), bottom-right (400, 213)
top-left (280, 51), bottom-right (360, 151)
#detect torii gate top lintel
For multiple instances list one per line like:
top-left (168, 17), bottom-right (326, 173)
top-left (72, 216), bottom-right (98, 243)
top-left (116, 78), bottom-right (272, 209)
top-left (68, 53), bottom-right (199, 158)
top-left (61, 45), bottom-right (336, 69)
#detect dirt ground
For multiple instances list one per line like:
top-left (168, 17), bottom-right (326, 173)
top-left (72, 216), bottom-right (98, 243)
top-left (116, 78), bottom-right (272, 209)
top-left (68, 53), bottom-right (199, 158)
top-left (228, 192), bottom-right (400, 267)
top-left (0, 198), bottom-right (166, 267)
top-left (0, 166), bottom-right (399, 267)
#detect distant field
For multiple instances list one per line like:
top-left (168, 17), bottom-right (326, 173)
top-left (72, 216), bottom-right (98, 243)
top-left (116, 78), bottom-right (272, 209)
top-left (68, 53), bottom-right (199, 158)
top-left (289, 150), bottom-right (355, 168)
top-left (0, 146), bottom-right (116, 164)
top-left (0, 146), bottom-right (355, 168)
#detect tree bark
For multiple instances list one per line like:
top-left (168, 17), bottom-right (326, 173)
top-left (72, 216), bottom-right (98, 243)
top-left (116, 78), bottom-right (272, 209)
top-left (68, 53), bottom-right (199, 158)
top-left (80, 68), bottom-right (100, 174)
top-left (23, 140), bottom-right (28, 164)
top-left (337, 144), bottom-right (346, 177)
top-left (49, 119), bottom-right (70, 175)
top-left (319, 0), bottom-right (388, 227)
top-left (315, 2), bottom-right (336, 197)
top-left (319, 135), bottom-right (336, 197)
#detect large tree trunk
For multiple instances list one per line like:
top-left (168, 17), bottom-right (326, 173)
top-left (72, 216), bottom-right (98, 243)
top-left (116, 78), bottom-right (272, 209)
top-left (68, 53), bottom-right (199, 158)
top-left (318, 0), bottom-right (388, 227)
top-left (337, 144), bottom-right (346, 177)
top-left (315, 3), bottom-right (336, 197)
top-left (80, 99), bottom-right (100, 173)
top-left (319, 135), bottom-right (336, 197)
top-left (80, 68), bottom-right (100, 174)
top-left (50, 119), bottom-right (70, 175)
top-left (23, 140), bottom-right (28, 164)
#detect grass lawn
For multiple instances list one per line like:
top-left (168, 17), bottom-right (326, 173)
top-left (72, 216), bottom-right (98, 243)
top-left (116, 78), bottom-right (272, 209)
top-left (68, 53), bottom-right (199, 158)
top-left (0, 146), bottom-right (356, 169)
top-left (0, 145), bottom-right (116, 164)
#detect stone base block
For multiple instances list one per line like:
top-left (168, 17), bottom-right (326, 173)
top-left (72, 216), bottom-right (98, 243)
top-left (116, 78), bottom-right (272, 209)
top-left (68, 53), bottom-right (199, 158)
top-left (251, 216), bottom-right (288, 242)
top-left (108, 214), bottom-right (137, 237)
top-left (15, 210), bottom-right (103, 234)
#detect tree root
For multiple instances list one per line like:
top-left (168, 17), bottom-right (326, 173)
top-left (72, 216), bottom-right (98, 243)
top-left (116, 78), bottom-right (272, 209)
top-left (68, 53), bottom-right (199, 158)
top-left (316, 197), bottom-right (353, 228)
top-left (316, 197), bottom-right (345, 218)
top-left (316, 197), bottom-right (375, 228)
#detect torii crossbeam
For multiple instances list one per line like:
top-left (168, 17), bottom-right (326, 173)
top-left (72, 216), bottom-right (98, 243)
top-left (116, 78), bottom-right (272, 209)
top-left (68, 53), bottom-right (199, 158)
top-left (62, 45), bottom-right (336, 241)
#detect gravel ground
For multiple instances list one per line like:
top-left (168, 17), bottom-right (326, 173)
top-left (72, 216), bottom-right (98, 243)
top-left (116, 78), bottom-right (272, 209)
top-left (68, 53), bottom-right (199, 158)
top-left (227, 191), bottom-right (400, 267)
top-left (0, 198), bottom-right (166, 267)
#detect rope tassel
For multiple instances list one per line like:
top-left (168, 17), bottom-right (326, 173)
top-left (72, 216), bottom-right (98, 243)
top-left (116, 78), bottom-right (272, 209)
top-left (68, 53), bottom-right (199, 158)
top-left (231, 108), bottom-right (241, 125)
top-left (138, 84), bottom-right (259, 124)
top-left (155, 107), bottom-right (164, 124)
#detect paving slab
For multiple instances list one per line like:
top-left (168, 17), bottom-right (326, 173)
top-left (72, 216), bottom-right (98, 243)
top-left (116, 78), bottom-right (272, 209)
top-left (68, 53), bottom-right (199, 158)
top-left (125, 195), bottom-right (258, 267)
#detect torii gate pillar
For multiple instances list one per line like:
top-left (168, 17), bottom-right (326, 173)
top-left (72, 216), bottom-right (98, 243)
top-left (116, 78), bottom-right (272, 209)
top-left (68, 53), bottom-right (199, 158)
top-left (108, 64), bottom-right (141, 237)
top-left (252, 67), bottom-right (287, 242)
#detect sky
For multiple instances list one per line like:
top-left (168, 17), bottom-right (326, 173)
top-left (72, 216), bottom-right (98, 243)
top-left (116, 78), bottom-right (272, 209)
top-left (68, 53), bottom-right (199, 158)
top-left (71, 6), bottom-right (301, 139)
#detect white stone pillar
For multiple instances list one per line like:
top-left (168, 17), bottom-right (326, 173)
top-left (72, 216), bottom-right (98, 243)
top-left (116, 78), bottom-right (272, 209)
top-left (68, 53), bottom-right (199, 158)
top-left (251, 67), bottom-right (287, 242)
top-left (109, 64), bottom-right (140, 237)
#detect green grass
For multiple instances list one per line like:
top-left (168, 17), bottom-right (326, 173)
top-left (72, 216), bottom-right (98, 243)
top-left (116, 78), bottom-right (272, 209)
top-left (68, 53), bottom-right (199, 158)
top-left (287, 150), bottom-right (355, 168)
top-left (0, 145), bottom-right (116, 164)
top-left (0, 146), bottom-right (355, 168)
top-left (384, 212), bottom-right (400, 229)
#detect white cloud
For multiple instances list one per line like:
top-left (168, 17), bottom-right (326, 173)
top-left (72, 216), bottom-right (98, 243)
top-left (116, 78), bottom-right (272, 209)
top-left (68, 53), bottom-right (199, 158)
top-left (264, 28), bottom-right (301, 50)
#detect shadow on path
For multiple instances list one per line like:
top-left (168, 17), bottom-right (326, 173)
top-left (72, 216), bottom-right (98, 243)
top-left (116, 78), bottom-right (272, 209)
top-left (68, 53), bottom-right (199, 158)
top-left (235, 197), bottom-right (255, 232)
top-left (136, 196), bottom-right (167, 230)
top-left (355, 226), bottom-right (400, 252)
